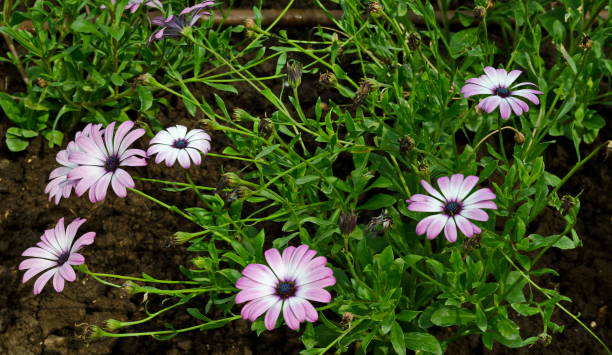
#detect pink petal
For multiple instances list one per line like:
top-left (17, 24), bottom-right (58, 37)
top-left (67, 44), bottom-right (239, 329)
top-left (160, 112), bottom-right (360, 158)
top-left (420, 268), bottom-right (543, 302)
top-left (264, 300), bottom-right (282, 330)
top-left (296, 287), bottom-right (331, 303)
top-left (59, 263), bottom-right (76, 282)
top-left (22, 246), bottom-right (57, 260)
top-left (301, 299), bottom-right (318, 322)
top-left (478, 96), bottom-right (502, 113)
top-left (454, 215), bottom-right (474, 237)
top-left (461, 208), bottom-right (489, 221)
top-left (511, 89), bottom-right (541, 105)
top-left (426, 214), bottom-right (449, 240)
top-left (52, 271), bottom-right (65, 292)
top-left (283, 300), bottom-right (300, 330)
top-left (264, 248), bottom-right (286, 280)
top-left (444, 218), bottom-right (457, 242)
top-left (185, 148), bottom-right (202, 166)
top-left (70, 232), bottom-right (96, 253)
top-left (33, 268), bottom-right (56, 294)
top-left (235, 286), bottom-right (275, 304)
top-left (420, 180), bottom-right (445, 201)
top-left (464, 188), bottom-right (496, 205)
top-left (68, 252), bottom-right (86, 265)
top-left (466, 200), bottom-right (497, 210)
top-left (94, 172), bottom-right (112, 202)
top-left (499, 99), bottom-right (511, 119)
top-left (457, 175), bottom-right (479, 201)
top-left (242, 264), bottom-right (277, 287)
top-left (177, 150), bottom-right (191, 169)
top-left (436, 176), bottom-right (452, 200)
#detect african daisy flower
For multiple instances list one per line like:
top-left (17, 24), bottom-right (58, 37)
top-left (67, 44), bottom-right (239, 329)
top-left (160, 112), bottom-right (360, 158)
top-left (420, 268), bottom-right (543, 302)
top-left (149, 1), bottom-right (215, 42)
top-left (68, 120), bottom-right (147, 203)
top-left (101, 0), bottom-right (162, 12)
top-left (146, 125), bottom-right (211, 168)
top-left (19, 217), bottom-right (96, 294)
top-left (461, 67), bottom-right (543, 120)
top-left (235, 245), bottom-right (336, 331)
top-left (45, 124), bottom-right (103, 205)
top-left (406, 174), bottom-right (497, 242)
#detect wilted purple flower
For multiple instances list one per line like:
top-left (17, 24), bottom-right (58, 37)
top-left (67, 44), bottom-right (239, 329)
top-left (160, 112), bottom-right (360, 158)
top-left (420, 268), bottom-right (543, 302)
top-left (67, 121), bottom-right (147, 203)
top-left (235, 245), bottom-right (336, 331)
top-left (146, 125), bottom-right (211, 168)
top-left (45, 124), bottom-right (103, 205)
top-left (461, 67), bottom-right (543, 120)
top-left (101, 0), bottom-right (162, 12)
top-left (149, 1), bottom-right (215, 42)
top-left (19, 217), bottom-right (96, 294)
top-left (406, 174), bottom-right (497, 242)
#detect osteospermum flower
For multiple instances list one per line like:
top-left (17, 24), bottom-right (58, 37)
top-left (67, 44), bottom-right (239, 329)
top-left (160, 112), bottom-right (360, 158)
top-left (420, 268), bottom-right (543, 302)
top-left (68, 121), bottom-right (147, 203)
top-left (406, 174), bottom-right (497, 242)
top-left (235, 245), bottom-right (336, 330)
top-left (146, 125), bottom-right (211, 168)
top-left (149, 1), bottom-right (214, 42)
top-left (461, 67), bottom-right (543, 120)
top-left (19, 217), bottom-right (96, 294)
top-left (101, 0), bottom-right (162, 12)
top-left (45, 124), bottom-right (103, 204)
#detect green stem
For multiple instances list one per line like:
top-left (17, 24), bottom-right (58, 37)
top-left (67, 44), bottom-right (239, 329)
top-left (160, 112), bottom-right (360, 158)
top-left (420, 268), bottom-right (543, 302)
top-left (94, 315), bottom-right (241, 338)
top-left (501, 251), bottom-right (611, 354)
top-left (317, 319), bottom-right (364, 354)
top-left (128, 187), bottom-right (196, 224)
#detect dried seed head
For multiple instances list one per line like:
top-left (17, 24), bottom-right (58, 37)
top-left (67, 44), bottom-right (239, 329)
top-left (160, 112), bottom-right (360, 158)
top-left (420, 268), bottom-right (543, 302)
top-left (35, 78), bottom-right (48, 88)
top-left (319, 71), bottom-right (338, 87)
top-left (473, 6), bottom-right (486, 19)
top-left (341, 312), bottom-right (354, 328)
top-left (399, 136), bottom-right (416, 154)
top-left (560, 195), bottom-right (575, 215)
top-left (319, 101), bottom-right (330, 112)
top-left (353, 79), bottom-right (373, 108)
top-left (258, 117), bottom-right (272, 137)
top-left (463, 234), bottom-right (482, 251)
top-left (339, 211), bottom-right (358, 236)
top-left (514, 131), bottom-right (525, 144)
top-left (486, 0), bottom-right (495, 9)
top-left (286, 60), bottom-right (303, 89)
top-left (605, 140), bottom-right (612, 160)
top-left (418, 162), bottom-right (429, 176)
top-left (365, 210), bottom-right (392, 237)
top-left (366, 1), bottom-right (384, 17)
top-left (578, 34), bottom-right (593, 50)
top-left (407, 32), bottom-right (421, 50)
top-left (244, 18), bottom-right (257, 37)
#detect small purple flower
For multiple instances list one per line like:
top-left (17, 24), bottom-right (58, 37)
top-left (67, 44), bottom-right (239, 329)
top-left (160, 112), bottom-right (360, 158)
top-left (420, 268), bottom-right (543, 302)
top-left (147, 125), bottom-right (211, 168)
top-left (149, 1), bottom-right (215, 42)
top-left (406, 174), bottom-right (497, 242)
top-left (235, 245), bottom-right (336, 331)
top-left (101, 0), bottom-right (162, 12)
top-left (67, 121), bottom-right (147, 203)
top-left (19, 217), bottom-right (96, 294)
top-left (45, 124), bottom-right (103, 205)
top-left (461, 67), bottom-right (543, 120)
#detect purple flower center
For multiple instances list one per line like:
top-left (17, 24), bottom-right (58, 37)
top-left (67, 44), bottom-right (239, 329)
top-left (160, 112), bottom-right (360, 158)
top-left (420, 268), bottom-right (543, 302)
top-left (104, 155), bottom-right (121, 172)
top-left (495, 87), bottom-right (510, 98)
top-left (276, 281), bottom-right (296, 299)
top-left (173, 139), bottom-right (189, 149)
top-left (444, 201), bottom-right (462, 216)
top-left (57, 251), bottom-right (70, 265)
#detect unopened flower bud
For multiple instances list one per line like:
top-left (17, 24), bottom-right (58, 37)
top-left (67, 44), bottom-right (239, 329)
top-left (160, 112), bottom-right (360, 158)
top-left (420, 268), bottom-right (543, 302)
top-left (366, 1), bottom-right (384, 17)
top-left (105, 319), bottom-right (123, 331)
top-left (86, 325), bottom-right (105, 340)
top-left (407, 32), bottom-right (421, 51)
top-left (258, 117), bottom-right (272, 137)
top-left (473, 6), bottom-right (486, 20)
top-left (122, 281), bottom-right (140, 296)
top-left (319, 71), bottom-right (338, 87)
top-left (173, 231), bottom-right (195, 244)
top-left (286, 60), bottom-right (303, 89)
top-left (399, 136), bottom-right (415, 154)
top-left (244, 18), bottom-right (257, 38)
top-left (339, 212), bottom-right (358, 236)
top-left (560, 195), bottom-right (575, 216)
top-left (514, 131), bottom-right (525, 144)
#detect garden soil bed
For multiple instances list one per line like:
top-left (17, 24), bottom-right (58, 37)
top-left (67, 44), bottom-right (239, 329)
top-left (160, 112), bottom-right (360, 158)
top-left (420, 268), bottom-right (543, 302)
top-left (1, 6), bottom-right (611, 355)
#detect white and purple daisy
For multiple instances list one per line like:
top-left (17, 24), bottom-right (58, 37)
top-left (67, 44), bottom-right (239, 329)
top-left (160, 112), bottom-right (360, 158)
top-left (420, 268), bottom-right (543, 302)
top-left (146, 125), bottom-right (211, 168)
top-left (235, 245), bottom-right (336, 331)
top-left (406, 174), bottom-right (497, 242)
top-left (19, 217), bottom-right (96, 294)
top-left (45, 124), bottom-right (103, 205)
top-left (149, 1), bottom-right (215, 42)
top-left (67, 120), bottom-right (147, 203)
top-left (101, 0), bottom-right (162, 12)
top-left (461, 67), bottom-right (543, 120)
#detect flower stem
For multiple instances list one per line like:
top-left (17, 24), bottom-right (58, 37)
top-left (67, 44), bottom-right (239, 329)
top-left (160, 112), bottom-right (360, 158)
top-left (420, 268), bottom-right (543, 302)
top-left (94, 315), bottom-right (241, 338)
top-left (128, 187), bottom-right (197, 224)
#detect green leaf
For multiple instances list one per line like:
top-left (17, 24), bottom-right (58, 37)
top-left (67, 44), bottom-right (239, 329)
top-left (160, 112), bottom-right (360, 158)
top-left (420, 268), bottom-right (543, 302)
top-left (203, 81), bottom-right (238, 94)
top-left (404, 332), bottom-right (442, 355)
top-left (70, 16), bottom-right (102, 37)
top-left (0, 92), bottom-right (23, 123)
top-left (431, 307), bottom-right (475, 327)
top-left (6, 136), bottom-right (29, 151)
top-left (358, 193), bottom-right (396, 210)
top-left (43, 130), bottom-right (63, 147)
top-left (110, 73), bottom-right (124, 86)
top-left (137, 86), bottom-right (153, 112)
top-left (475, 303), bottom-right (487, 332)
top-left (389, 322), bottom-right (406, 355)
